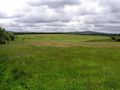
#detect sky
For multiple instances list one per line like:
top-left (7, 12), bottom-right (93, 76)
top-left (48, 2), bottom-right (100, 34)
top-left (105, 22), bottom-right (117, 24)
top-left (0, 0), bottom-right (120, 33)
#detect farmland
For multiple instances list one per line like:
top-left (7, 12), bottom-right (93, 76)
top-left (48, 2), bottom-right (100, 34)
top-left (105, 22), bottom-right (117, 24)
top-left (0, 34), bottom-right (120, 90)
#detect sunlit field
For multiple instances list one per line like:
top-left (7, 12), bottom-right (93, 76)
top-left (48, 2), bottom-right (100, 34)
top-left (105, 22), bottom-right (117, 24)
top-left (0, 34), bottom-right (120, 90)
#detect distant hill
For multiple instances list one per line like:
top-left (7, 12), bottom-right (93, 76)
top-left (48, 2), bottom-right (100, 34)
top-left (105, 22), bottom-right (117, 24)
top-left (69, 31), bottom-right (108, 35)
top-left (14, 31), bottom-right (119, 35)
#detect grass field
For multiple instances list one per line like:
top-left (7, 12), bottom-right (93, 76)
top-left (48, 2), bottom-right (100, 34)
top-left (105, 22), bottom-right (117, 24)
top-left (0, 34), bottom-right (120, 90)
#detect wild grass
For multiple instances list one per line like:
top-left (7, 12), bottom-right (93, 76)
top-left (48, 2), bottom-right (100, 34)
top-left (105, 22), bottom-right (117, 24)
top-left (0, 34), bottom-right (120, 90)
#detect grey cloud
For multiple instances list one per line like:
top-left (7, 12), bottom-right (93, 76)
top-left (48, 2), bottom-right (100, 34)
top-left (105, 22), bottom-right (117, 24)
top-left (29, 0), bottom-right (81, 8)
top-left (17, 16), bottom-right (70, 23)
top-left (46, 22), bottom-right (66, 26)
top-left (0, 12), bottom-right (8, 18)
top-left (1, 0), bottom-right (120, 33)
top-left (83, 14), bottom-right (120, 24)
top-left (99, 0), bottom-right (120, 13)
top-left (15, 6), bottom-right (71, 23)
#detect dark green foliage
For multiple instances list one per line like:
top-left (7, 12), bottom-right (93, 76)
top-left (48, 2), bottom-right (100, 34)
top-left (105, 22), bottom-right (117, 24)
top-left (11, 69), bottom-right (27, 80)
top-left (116, 38), bottom-right (120, 41)
top-left (8, 32), bottom-right (15, 41)
top-left (0, 27), bottom-right (15, 44)
top-left (111, 36), bottom-right (120, 42)
top-left (111, 36), bottom-right (116, 40)
top-left (0, 39), bottom-right (7, 44)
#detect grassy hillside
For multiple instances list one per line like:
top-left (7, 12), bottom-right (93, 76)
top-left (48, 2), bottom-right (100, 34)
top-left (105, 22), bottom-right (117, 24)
top-left (0, 34), bottom-right (120, 90)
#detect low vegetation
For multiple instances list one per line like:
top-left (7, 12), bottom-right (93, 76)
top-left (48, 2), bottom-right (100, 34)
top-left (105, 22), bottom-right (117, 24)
top-left (0, 27), bottom-right (15, 44)
top-left (0, 34), bottom-right (120, 90)
top-left (111, 36), bottom-right (120, 42)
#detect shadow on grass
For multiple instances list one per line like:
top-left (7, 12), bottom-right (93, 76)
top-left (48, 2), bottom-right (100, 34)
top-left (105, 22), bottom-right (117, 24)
top-left (11, 69), bottom-right (28, 80)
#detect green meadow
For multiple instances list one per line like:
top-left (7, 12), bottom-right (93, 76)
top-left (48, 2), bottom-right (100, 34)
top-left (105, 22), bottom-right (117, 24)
top-left (0, 34), bottom-right (120, 90)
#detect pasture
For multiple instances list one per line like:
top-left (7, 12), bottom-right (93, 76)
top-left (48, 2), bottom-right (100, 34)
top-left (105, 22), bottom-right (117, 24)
top-left (0, 34), bottom-right (120, 90)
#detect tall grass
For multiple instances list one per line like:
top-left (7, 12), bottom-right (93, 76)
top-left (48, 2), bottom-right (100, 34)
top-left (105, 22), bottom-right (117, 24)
top-left (0, 34), bottom-right (120, 90)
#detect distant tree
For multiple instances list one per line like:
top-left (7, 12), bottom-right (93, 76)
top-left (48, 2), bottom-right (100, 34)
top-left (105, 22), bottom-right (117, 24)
top-left (0, 27), bottom-right (15, 44)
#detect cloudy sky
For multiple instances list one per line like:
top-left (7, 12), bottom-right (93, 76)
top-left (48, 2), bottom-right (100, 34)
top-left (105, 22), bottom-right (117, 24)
top-left (0, 0), bottom-right (120, 33)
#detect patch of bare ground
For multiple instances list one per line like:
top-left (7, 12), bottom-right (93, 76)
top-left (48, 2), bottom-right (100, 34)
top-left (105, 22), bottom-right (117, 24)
top-left (31, 41), bottom-right (120, 48)
top-left (31, 42), bottom-right (78, 47)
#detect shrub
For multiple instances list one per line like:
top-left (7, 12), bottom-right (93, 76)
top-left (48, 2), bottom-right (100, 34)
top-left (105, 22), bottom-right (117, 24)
top-left (111, 36), bottom-right (120, 42)
top-left (0, 27), bottom-right (15, 44)
top-left (116, 38), bottom-right (120, 42)
top-left (0, 39), bottom-right (7, 44)
top-left (8, 32), bottom-right (15, 41)
top-left (111, 36), bottom-right (116, 40)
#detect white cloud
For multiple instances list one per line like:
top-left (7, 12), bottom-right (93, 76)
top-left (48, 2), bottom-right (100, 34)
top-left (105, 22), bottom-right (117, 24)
top-left (0, 0), bottom-right (120, 33)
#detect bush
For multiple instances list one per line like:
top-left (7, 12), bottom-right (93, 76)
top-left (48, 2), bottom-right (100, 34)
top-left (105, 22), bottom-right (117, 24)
top-left (111, 36), bottom-right (120, 42)
top-left (116, 38), bottom-right (120, 42)
top-left (0, 27), bottom-right (15, 44)
top-left (8, 32), bottom-right (15, 41)
top-left (111, 36), bottom-right (116, 40)
top-left (0, 39), bottom-right (7, 44)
